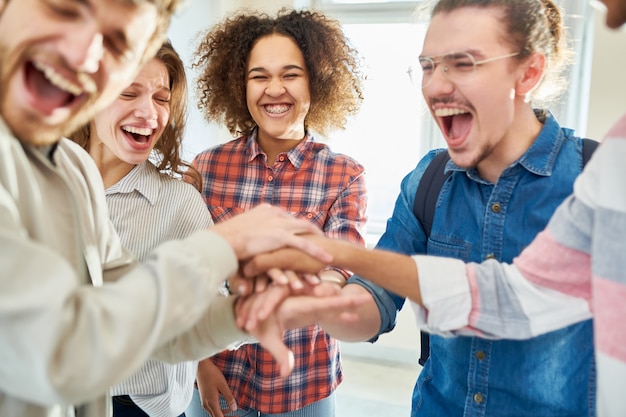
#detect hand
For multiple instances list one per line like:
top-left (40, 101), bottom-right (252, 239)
top-left (236, 280), bottom-right (341, 330)
top-left (234, 287), bottom-right (372, 377)
top-left (243, 247), bottom-right (329, 279)
top-left (196, 359), bottom-right (237, 417)
top-left (226, 269), bottom-right (320, 296)
top-left (211, 204), bottom-right (332, 262)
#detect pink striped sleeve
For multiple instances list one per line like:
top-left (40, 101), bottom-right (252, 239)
top-left (594, 276), bottom-right (626, 362)
top-left (513, 229), bottom-right (592, 305)
top-left (466, 265), bottom-right (483, 332)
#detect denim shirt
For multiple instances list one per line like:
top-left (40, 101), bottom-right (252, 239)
top-left (350, 112), bottom-right (595, 417)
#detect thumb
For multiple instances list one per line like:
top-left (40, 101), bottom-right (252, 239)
top-left (220, 388), bottom-right (237, 412)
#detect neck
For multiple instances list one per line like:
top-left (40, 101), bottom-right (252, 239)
top-left (256, 130), bottom-right (305, 165)
top-left (88, 141), bottom-right (136, 189)
top-left (476, 105), bottom-right (543, 183)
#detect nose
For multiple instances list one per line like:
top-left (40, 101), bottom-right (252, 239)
top-left (422, 62), bottom-right (453, 93)
top-left (134, 95), bottom-right (158, 122)
top-left (265, 78), bottom-right (286, 96)
top-left (62, 27), bottom-right (104, 74)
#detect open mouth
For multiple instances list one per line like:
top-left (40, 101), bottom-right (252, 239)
top-left (25, 61), bottom-right (89, 116)
top-left (434, 107), bottom-right (472, 142)
top-left (122, 126), bottom-right (154, 145)
top-left (263, 103), bottom-right (292, 115)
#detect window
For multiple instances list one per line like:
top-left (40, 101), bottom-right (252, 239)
top-left (308, 0), bottom-right (595, 242)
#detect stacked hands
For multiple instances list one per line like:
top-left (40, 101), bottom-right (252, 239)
top-left (211, 204), bottom-right (369, 377)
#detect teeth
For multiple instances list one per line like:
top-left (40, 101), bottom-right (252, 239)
top-left (32, 62), bottom-right (83, 96)
top-left (264, 104), bottom-right (290, 114)
top-left (123, 126), bottom-right (153, 136)
top-left (434, 108), bottom-right (468, 117)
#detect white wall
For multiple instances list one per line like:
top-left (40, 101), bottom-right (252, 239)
top-left (587, 10), bottom-right (626, 140)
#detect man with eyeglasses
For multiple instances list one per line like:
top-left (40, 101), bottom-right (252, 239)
top-left (243, 0), bottom-right (626, 415)
top-left (245, 1), bottom-right (597, 416)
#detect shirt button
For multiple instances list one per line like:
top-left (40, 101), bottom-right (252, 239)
top-left (279, 155), bottom-right (285, 162)
top-left (474, 393), bottom-right (484, 404)
top-left (476, 351), bottom-right (486, 360)
top-left (491, 203), bottom-right (502, 213)
top-left (268, 175), bottom-right (274, 181)
top-left (485, 253), bottom-right (496, 260)
top-left (307, 213), bottom-right (314, 219)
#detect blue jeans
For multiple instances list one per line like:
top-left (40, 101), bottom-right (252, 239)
top-left (112, 395), bottom-right (186, 417)
top-left (185, 388), bottom-right (335, 417)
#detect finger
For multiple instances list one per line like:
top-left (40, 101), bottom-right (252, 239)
top-left (248, 285), bottom-right (290, 328)
top-left (285, 270), bottom-right (304, 291)
top-left (254, 274), bottom-right (271, 293)
top-left (234, 296), bottom-right (249, 329)
top-left (220, 392), bottom-right (237, 414)
top-left (283, 235), bottom-right (333, 263)
top-left (303, 273), bottom-right (321, 285)
top-left (261, 340), bottom-right (294, 378)
top-left (265, 267), bottom-right (289, 285)
top-left (230, 274), bottom-right (252, 296)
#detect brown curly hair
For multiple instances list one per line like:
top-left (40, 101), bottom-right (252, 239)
top-left (70, 39), bottom-right (202, 190)
top-left (193, 7), bottom-right (364, 137)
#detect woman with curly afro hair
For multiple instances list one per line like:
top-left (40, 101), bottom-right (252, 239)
top-left (186, 8), bottom-right (368, 417)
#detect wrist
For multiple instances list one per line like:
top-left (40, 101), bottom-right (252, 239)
top-left (319, 267), bottom-right (348, 287)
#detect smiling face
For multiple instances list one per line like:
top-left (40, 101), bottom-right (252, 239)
top-left (246, 34), bottom-right (311, 147)
top-left (89, 57), bottom-right (170, 172)
top-left (421, 7), bottom-right (527, 169)
top-left (0, 0), bottom-right (158, 146)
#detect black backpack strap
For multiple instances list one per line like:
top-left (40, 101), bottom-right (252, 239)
top-left (413, 151), bottom-right (451, 236)
top-left (582, 138), bottom-right (599, 166)
top-left (412, 150), bottom-right (451, 366)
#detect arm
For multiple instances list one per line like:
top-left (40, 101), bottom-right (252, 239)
top-left (244, 190), bottom-right (596, 341)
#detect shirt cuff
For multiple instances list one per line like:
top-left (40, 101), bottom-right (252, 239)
top-left (409, 255), bottom-right (472, 335)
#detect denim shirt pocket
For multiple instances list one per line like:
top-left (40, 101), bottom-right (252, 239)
top-left (427, 233), bottom-right (471, 262)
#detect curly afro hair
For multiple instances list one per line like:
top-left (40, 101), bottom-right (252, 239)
top-left (193, 7), bottom-right (364, 137)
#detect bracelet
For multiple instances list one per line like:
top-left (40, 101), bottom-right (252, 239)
top-left (218, 279), bottom-right (234, 297)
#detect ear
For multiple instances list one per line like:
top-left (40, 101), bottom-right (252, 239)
top-left (515, 52), bottom-right (546, 96)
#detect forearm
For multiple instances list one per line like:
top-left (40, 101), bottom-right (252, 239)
top-left (326, 239), bottom-right (423, 306)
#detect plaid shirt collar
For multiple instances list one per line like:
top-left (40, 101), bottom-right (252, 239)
top-left (245, 128), bottom-right (316, 169)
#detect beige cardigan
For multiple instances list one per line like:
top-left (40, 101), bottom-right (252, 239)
top-left (0, 118), bottom-right (246, 417)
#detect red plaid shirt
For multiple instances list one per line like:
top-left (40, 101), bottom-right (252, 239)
top-left (193, 130), bottom-right (367, 413)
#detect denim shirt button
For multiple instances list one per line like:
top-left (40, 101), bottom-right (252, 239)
top-left (485, 253), bottom-right (495, 260)
top-left (473, 393), bottom-right (484, 403)
top-left (476, 351), bottom-right (486, 360)
top-left (491, 203), bottom-right (502, 213)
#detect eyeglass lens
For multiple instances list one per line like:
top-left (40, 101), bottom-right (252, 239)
top-left (419, 52), bottom-right (476, 87)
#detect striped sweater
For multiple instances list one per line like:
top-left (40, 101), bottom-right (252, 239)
top-left (411, 113), bottom-right (626, 417)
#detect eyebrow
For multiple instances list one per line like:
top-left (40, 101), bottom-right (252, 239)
top-left (247, 64), bottom-right (305, 74)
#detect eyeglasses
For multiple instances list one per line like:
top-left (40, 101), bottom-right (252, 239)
top-left (410, 51), bottom-right (520, 87)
